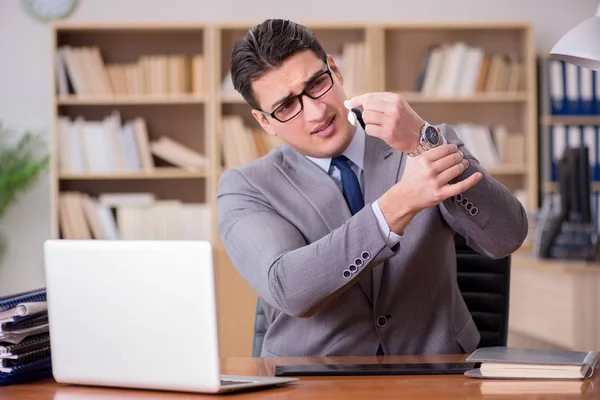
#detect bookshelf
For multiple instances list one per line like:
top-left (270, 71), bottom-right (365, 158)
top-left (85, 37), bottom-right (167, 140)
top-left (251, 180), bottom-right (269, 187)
top-left (49, 21), bottom-right (538, 356)
top-left (538, 54), bottom-right (600, 217)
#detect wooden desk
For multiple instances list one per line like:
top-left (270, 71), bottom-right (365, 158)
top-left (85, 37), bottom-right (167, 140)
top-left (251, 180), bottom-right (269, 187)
top-left (2, 355), bottom-right (598, 399)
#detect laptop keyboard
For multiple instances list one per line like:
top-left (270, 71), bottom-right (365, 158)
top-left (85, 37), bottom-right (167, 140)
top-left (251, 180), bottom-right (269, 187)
top-left (221, 379), bottom-right (254, 386)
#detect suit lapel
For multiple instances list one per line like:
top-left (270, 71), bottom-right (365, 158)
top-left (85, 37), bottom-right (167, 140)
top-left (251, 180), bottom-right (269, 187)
top-left (363, 135), bottom-right (404, 305)
top-left (275, 146), bottom-right (351, 232)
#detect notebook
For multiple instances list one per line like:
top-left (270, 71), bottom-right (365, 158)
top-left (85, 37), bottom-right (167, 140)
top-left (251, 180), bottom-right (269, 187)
top-left (43, 240), bottom-right (298, 394)
top-left (465, 347), bottom-right (599, 379)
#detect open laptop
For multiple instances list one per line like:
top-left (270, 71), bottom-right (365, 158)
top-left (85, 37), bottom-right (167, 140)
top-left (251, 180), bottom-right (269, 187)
top-left (43, 239), bottom-right (298, 394)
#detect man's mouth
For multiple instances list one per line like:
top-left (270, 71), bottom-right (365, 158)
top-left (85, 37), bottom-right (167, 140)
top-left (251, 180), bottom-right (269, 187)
top-left (312, 116), bottom-right (335, 134)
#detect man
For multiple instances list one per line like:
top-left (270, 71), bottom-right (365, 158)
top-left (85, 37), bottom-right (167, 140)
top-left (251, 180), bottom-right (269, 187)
top-left (217, 19), bottom-right (528, 357)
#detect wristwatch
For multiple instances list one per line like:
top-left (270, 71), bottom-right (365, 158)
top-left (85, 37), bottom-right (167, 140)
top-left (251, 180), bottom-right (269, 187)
top-left (407, 122), bottom-right (442, 157)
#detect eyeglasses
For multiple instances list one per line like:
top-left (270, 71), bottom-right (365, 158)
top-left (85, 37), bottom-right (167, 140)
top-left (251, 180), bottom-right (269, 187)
top-left (259, 62), bottom-right (335, 123)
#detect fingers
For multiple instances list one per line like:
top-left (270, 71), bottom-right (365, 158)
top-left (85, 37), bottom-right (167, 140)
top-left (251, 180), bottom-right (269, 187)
top-left (361, 109), bottom-right (391, 127)
top-left (439, 172), bottom-right (483, 199)
top-left (422, 143), bottom-right (459, 162)
top-left (345, 92), bottom-right (401, 110)
top-left (436, 159), bottom-right (470, 184)
top-left (430, 150), bottom-right (465, 174)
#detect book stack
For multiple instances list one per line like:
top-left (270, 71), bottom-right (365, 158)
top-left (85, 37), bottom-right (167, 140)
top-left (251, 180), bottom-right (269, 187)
top-left (0, 288), bottom-right (52, 386)
top-left (465, 346), bottom-right (599, 380)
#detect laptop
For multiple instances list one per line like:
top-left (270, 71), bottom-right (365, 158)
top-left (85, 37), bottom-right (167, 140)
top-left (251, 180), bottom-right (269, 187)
top-left (43, 239), bottom-right (298, 394)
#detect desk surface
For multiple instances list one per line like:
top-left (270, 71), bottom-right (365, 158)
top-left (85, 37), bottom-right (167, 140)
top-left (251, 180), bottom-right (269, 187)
top-left (2, 355), bottom-right (598, 399)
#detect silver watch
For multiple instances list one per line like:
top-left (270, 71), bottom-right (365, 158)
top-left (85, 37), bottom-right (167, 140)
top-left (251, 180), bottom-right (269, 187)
top-left (407, 123), bottom-right (442, 157)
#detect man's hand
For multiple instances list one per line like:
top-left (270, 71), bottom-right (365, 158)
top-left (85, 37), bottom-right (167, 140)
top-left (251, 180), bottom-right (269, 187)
top-left (378, 144), bottom-right (483, 233)
top-left (346, 92), bottom-right (424, 152)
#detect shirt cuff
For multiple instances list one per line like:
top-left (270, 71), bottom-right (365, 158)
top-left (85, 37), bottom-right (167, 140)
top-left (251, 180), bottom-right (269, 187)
top-left (371, 200), bottom-right (404, 248)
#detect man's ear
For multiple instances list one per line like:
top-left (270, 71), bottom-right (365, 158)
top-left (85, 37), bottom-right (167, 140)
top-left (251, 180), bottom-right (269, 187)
top-left (251, 109), bottom-right (278, 137)
top-left (327, 54), bottom-right (344, 86)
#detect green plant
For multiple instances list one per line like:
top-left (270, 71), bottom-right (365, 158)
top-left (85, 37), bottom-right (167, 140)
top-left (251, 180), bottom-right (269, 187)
top-left (0, 122), bottom-right (49, 263)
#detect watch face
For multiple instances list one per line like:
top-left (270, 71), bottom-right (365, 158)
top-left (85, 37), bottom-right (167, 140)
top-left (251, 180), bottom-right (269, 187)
top-left (424, 126), bottom-right (440, 146)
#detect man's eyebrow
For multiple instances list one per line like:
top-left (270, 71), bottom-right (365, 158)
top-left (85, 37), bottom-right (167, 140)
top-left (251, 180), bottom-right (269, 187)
top-left (269, 68), bottom-right (327, 111)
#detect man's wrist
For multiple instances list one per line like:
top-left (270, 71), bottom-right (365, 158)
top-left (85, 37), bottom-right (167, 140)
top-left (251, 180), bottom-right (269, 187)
top-left (378, 189), bottom-right (417, 234)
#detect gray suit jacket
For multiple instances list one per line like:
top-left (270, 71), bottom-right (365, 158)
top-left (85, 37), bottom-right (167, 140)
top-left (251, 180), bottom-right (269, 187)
top-left (217, 124), bottom-right (528, 357)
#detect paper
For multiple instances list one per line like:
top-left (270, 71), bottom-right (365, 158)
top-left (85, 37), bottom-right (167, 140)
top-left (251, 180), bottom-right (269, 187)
top-left (343, 100), bottom-right (357, 126)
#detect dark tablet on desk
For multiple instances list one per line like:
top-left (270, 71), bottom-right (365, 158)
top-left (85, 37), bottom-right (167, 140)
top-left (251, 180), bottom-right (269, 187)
top-left (274, 362), bottom-right (480, 376)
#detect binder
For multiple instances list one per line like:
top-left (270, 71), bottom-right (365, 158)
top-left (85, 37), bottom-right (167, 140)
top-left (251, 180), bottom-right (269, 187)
top-left (0, 357), bottom-right (52, 386)
top-left (0, 312), bottom-right (49, 332)
top-left (1, 346), bottom-right (51, 368)
top-left (0, 333), bottom-right (50, 356)
top-left (0, 288), bottom-right (46, 313)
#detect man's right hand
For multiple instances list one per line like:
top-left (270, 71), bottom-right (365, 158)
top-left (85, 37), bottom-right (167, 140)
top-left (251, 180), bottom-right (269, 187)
top-left (378, 144), bottom-right (482, 233)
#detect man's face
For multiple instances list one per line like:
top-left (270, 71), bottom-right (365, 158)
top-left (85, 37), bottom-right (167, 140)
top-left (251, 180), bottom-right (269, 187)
top-left (251, 50), bottom-right (354, 158)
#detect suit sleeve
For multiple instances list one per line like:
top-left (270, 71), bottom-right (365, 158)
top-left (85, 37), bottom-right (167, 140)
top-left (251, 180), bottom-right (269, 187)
top-left (437, 123), bottom-right (529, 258)
top-left (217, 169), bottom-right (399, 318)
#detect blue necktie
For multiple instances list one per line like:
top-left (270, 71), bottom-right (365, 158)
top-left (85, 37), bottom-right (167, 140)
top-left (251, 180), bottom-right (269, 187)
top-left (331, 155), bottom-right (364, 215)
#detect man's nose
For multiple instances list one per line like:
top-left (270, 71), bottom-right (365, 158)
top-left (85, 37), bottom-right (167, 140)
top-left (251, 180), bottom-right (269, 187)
top-left (302, 95), bottom-right (327, 121)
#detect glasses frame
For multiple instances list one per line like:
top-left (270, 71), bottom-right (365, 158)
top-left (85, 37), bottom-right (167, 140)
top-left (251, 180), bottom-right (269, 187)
top-left (258, 60), bottom-right (335, 123)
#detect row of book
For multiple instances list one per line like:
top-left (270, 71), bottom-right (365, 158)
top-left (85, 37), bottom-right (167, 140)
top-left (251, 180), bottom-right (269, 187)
top-left (56, 113), bottom-right (208, 174)
top-left (450, 123), bottom-right (525, 169)
top-left (0, 288), bottom-right (51, 386)
top-left (58, 192), bottom-right (212, 241)
top-left (539, 57), bottom-right (599, 116)
top-left (417, 41), bottom-right (523, 96)
top-left (221, 115), bottom-right (284, 170)
top-left (56, 46), bottom-right (206, 97)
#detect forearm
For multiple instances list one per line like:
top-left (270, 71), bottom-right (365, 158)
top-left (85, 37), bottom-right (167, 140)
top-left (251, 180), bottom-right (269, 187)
top-left (265, 206), bottom-right (397, 317)
top-left (440, 125), bottom-right (528, 258)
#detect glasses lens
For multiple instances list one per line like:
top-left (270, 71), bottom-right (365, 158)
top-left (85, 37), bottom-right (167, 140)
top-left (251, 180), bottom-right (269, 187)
top-left (274, 97), bottom-right (302, 122)
top-left (306, 73), bottom-right (333, 98)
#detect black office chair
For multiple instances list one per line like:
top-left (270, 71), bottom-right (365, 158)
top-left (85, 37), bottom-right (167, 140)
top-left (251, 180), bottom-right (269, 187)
top-left (251, 234), bottom-right (511, 356)
top-left (454, 234), bottom-right (511, 349)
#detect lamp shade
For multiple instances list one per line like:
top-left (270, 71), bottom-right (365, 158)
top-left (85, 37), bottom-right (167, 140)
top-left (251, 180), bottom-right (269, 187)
top-left (550, 4), bottom-right (600, 70)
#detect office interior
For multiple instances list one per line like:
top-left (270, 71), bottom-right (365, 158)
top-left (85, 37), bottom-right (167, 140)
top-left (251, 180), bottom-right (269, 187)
top-left (0, 0), bottom-right (599, 359)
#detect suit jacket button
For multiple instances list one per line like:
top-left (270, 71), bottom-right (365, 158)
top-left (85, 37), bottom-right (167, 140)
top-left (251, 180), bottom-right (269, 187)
top-left (342, 269), bottom-right (352, 279)
top-left (361, 251), bottom-right (371, 260)
top-left (469, 207), bottom-right (479, 216)
top-left (348, 264), bottom-right (358, 273)
top-left (460, 197), bottom-right (469, 206)
top-left (376, 316), bottom-right (388, 327)
top-left (456, 193), bottom-right (463, 202)
top-left (354, 258), bottom-right (363, 267)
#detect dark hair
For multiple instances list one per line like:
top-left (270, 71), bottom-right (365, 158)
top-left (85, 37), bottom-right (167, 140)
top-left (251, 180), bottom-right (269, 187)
top-left (230, 19), bottom-right (328, 111)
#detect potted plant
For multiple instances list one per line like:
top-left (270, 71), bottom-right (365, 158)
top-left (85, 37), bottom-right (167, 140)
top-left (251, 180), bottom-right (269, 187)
top-left (0, 122), bottom-right (49, 264)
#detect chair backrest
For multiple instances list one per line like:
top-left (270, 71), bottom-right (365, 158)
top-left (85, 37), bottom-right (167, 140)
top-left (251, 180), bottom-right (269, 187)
top-left (454, 234), bottom-right (511, 349)
top-left (251, 234), bottom-right (511, 356)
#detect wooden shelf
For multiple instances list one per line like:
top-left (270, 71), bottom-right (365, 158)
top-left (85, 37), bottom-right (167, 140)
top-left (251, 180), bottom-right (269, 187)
top-left (58, 167), bottom-right (208, 180)
top-left (397, 92), bottom-right (528, 103)
top-left (218, 94), bottom-right (246, 104)
top-left (543, 181), bottom-right (600, 193)
top-left (488, 164), bottom-right (528, 175)
top-left (57, 94), bottom-right (206, 105)
top-left (540, 115), bottom-right (600, 126)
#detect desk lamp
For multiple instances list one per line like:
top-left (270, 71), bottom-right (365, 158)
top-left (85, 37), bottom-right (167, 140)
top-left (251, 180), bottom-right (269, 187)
top-left (550, 2), bottom-right (600, 70)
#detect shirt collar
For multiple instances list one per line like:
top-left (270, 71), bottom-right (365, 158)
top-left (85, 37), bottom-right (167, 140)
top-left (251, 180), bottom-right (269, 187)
top-left (306, 121), bottom-right (366, 173)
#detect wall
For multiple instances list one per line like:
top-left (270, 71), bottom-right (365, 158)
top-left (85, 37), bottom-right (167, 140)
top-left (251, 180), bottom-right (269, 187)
top-left (0, 0), bottom-right (597, 295)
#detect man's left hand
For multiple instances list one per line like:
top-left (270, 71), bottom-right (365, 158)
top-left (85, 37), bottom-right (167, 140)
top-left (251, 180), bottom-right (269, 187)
top-left (346, 92), bottom-right (425, 153)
